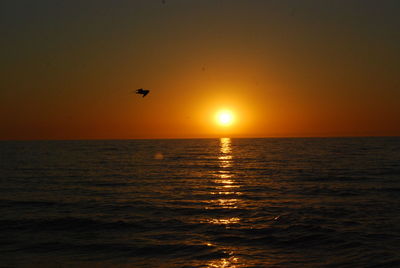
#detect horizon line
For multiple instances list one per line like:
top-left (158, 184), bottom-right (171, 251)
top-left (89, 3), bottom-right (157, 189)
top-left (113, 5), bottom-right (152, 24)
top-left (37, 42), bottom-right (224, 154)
top-left (1, 135), bottom-right (399, 142)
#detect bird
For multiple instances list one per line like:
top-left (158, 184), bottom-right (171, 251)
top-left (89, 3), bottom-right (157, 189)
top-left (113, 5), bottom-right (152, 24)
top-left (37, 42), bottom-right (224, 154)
top-left (135, 88), bottom-right (150, 97)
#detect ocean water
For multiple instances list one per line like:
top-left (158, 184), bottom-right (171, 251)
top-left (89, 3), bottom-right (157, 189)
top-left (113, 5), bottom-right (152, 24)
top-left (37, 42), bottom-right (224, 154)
top-left (0, 137), bottom-right (399, 267)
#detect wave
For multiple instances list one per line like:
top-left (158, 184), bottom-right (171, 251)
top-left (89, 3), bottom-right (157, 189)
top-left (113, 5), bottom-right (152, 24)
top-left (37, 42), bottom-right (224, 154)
top-left (0, 217), bottom-right (207, 234)
top-left (8, 241), bottom-right (228, 261)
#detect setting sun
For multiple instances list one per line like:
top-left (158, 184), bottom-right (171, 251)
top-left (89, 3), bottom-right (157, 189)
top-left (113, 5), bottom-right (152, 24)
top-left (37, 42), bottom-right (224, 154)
top-left (216, 110), bottom-right (234, 126)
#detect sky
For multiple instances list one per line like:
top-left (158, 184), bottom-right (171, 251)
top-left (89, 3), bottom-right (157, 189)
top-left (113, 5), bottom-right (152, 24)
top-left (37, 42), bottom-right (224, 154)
top-left (1, 0), bottom-right (399, 140)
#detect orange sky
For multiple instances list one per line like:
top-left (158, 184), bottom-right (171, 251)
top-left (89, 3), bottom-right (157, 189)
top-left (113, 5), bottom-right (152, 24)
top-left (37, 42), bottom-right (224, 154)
top-left (1, 1), bottom-right (399, 140)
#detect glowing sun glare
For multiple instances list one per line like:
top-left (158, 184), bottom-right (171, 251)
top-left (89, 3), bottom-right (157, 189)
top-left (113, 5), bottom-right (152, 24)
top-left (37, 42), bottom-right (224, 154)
top-left (216, 110), bottom-right (234, 126)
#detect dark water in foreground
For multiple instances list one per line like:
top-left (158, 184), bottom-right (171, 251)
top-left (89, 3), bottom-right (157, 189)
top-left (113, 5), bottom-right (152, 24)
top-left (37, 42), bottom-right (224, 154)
top-left (1, 138), bottom-right (400, 267)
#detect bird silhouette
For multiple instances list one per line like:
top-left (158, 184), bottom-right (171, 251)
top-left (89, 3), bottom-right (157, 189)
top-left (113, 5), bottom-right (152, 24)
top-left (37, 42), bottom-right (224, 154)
top-left (135, 88), bottom-right (150, 97)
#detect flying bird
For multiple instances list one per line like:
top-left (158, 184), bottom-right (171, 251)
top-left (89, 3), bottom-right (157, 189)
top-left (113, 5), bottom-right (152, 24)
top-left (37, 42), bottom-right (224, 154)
top-left (135, 88), bottom-right (150, 97)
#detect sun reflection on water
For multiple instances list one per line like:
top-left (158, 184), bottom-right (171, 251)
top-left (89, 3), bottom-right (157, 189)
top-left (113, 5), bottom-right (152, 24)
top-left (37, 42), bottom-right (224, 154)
top-left (220, 138), bottom-right (232, 154)
top-left (207, 255), bottom-right (240, 268)
top-left (206, 198), bottom-right (240, 209)
top-left (207, 217), bottom-right (241, 225)
top-left (206, 137), bottom-right (242, 217)
top-left (199, 138), bottom-right (245, 267)
top-left (218, 138), bottom-right (233, 169)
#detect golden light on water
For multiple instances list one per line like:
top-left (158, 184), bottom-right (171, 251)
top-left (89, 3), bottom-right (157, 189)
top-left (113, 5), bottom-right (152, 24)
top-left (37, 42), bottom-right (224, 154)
top-left (208, 218), bottom-right (241, 225)
top-left (219, 138), bottom-right (232, 153)
top-left (207, 255), bottom-right (240, 268)
top-left (219, 138), bottom-right (232, 169)
top-left (205, 137), bottom-right (242, 213)
top-left (196, 137), bottom-right (244, 267)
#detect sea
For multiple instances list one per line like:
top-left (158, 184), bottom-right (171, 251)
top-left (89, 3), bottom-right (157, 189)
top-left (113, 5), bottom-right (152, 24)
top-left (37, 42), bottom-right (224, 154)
top-left (0, 137), bottom-right (399, 267)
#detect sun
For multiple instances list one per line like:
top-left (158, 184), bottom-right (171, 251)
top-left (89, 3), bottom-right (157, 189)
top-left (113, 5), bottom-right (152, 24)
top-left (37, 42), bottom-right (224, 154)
top-left (216, 110), bottom-right (234, 126)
